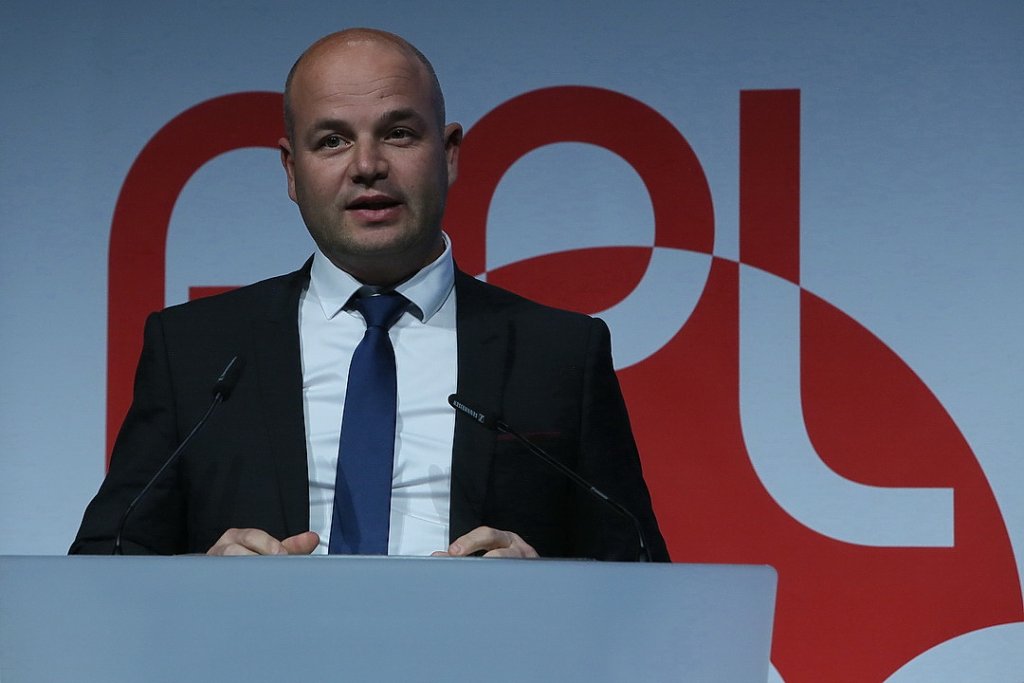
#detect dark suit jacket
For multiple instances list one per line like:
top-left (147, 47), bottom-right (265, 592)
top-left (71, 262), bottom-right (668, 561)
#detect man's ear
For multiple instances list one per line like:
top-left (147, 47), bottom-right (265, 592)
top-left (443, 123), bottom-right (463, 187)
top-left (279, 136), bottom-right (297, 202)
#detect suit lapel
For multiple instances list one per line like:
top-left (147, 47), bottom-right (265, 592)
top-left (449, 270), bottom-right (511, 540)
top-left (252, 260), bottom-right (312, 537)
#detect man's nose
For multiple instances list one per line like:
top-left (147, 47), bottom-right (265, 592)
top-left (350, 141), bottom-right (388, 184)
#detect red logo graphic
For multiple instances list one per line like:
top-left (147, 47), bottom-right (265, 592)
top-left (108, 88), bottom-right (1022, 681)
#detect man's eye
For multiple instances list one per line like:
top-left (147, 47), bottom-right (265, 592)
top-left (322, 135), bottom-right (344, 149)
top-left (388, 128), bottom-right (414, 141)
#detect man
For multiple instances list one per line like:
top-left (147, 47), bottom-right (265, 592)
top-left (71, 28), bottom-right (668, 561)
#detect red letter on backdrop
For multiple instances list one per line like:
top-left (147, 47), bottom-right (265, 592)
top-left (106, 92), bottom-right (285, 464)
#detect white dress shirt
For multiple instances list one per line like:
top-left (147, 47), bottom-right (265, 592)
top-left (298, 236), bottom-right (458, 555)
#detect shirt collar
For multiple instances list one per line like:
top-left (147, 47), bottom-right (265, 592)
top-left (308, 232), bottom-right (455, 323)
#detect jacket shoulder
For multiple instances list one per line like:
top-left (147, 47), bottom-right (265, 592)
top-left (157, 261), bottom-right (311, 326)
top-left (454, 270), bottom-right (601, 331)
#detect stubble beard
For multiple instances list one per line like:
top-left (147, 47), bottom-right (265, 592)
top-left (307, 210), bottom-right (444, 284)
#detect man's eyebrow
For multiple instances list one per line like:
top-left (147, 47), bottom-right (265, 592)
top-left (377, 108), bottom-right (428, 127)
top-left (307, 109), bottom-right (428, 134)
top-left (308, 117), bottom-right (350, 133)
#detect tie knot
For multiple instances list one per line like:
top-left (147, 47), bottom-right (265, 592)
top-left (354, 292), bottom-right (407, 330)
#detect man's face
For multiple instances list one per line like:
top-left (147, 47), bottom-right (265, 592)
top-left (280, 38), bottom-right (461, 285)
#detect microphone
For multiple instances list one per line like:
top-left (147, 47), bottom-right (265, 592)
top-left (112, 355), bottom-right (246, 555)
top-left (448, 394), bottom-right (651, 562)
top-left (211, 355), bottom-right (245, 400)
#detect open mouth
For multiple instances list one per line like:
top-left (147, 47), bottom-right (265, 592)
top-left (346, 195), bottom-right (403, 224)
top-left (348, 195), bottom-right (401, 212)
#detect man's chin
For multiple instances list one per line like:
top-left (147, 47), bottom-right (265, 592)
top-left (336, 227), bottom-right (416, 256)
top-left (318, 228), bottom-right (441, 284)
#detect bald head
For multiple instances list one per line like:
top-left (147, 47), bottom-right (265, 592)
top-left (283, 28), bottom-right (446, 141)
top-left (277, 27), bottom-right (463, 285)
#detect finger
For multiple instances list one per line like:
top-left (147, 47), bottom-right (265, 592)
top-left (483, 541), bottom-right (539, 559)
top-left (219, 543), bottom-right (259, 556)
top-left (235, 528), bottom-right (288, 555)
top-left (481, 531), bottom-right (539, 558)
top-left (207, 528), bottom-right (287, 556)
top-left (447, 525), bottom-right (506, 556)
top-left (448, 526), bottom-right (539, 558)
top-left (430, 551), bottom-right (451, 557)
top-left (281, 531), bottom-right (319, 555)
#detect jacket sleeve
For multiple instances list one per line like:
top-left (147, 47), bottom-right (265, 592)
top-left (69, 312), bottom-right (187, 555)
top-left (572, 317), bottom-right (671, 561)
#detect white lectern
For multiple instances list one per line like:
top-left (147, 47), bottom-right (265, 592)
top-left (0, 556), bottom-right (776, 682)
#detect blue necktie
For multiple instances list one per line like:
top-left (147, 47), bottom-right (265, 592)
top-left (329, 292), bottom-right (407, 555)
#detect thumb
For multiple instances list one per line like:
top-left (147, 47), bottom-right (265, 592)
top-left (281, 531), bottom-right (319, 555)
